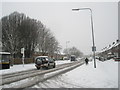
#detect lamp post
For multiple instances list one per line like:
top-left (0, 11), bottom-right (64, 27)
top-left (66, 41), bottom-right (70, 50)
top-left (66, 41), bottom-right (70, 59)
top-left (72, 8), bottom-right (96, 68)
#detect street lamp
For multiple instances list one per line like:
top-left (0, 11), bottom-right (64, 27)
top-left (66, 41), bottom-right (70, 59)
top-left (72, 8), bottom-right (96, 68)
top-left (66, 41), bottom-right (70, 50)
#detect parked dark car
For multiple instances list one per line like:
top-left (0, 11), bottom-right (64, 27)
top-left (114, 57), bottom-right (120, 61)
top-left (35, 56), bottom-right (56, 70)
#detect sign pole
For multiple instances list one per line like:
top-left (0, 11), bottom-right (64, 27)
top-left (21, 48), bottom-right (25, 67)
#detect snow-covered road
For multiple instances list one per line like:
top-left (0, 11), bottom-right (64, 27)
top-left (0, 60), bottom-right (82, 89)
top-left (0, 59), bottom-right (119, 88)
top-left (32, 59), bottom-right (118, 88)
top-left (0, 60), bottom-right (71, 75)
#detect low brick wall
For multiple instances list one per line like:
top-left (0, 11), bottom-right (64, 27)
top-left (10, 58), bottom-right (34, 65)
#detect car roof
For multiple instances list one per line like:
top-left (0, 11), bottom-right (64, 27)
top-left (36, 56), bottom-right (48, 58)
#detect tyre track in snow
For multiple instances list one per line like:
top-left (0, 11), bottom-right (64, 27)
top-left (1, 62), bottom-right (72, 80)
top-left (0, 63), bottom-right (74, 79)
top-left (0, 69), bottom-right (36, 79)
top-left (0, 61), bottom-right (82, 86)
top-left (14, 61), bottom-right (84, 89)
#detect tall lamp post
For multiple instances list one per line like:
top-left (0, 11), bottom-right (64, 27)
top-left (66, 41), bottom-right (70, 58)
top-left (66, 41), bottom-right (70, 50)
top-left (72, 8), bottom-right (96, 68)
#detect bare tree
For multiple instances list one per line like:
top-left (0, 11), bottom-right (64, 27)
top-left (2, 11), bottom-right (61, 59)
top-left (63, 47), bottom-right (83, 58)
top-left (17, 18), bottom-right (40, 58)
top-left (37, 27), bottom-right (61, 56)
top-left (2, 12), bottom-right (26, 58)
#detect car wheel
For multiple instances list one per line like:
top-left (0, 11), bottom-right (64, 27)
top-left (53, 63), bottom-right (56, 68)
top-left (46, 64), bottom-right (50, 69)
top-left (37, 67), bottom-right (40, 70)
top-left (8, 64), bottom-right (10, 69)
top-left (45, 64), bottom-right (50, 69)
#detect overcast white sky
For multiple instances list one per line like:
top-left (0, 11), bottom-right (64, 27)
top-left (1, 1), bottom-right (118, 55)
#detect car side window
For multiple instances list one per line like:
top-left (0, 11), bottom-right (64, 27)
top-left (42, 58), bottom-right (46, 61)
top-left (46, 58), bottom-right (49, 61)
top-left (50, 58), bottom-right (54, 61)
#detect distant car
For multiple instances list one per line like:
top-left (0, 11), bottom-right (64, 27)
top-left (99, 57), bottom-right (105, 61)
top-left (63, 57), bottom-right (69, 60)
top-left (114, 57), bottom-right (120, 61)
top-left (35, 56), bottom-right (56, 70)
top-left (95, 56), bottom-right (99, 59)
top-left (70, 55), bottom-right (76, 61)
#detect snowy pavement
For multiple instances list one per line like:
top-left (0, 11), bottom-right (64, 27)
top-left (33, 59), bottom-right (118, 88)
top-left (0, 60), bottom-right (71, 75)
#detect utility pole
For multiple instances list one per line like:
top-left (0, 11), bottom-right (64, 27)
top-left (66, 41), bottom-right (70, 59)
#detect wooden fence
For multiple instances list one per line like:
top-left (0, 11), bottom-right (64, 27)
top-left (10, 58), bottom-right (34, 65)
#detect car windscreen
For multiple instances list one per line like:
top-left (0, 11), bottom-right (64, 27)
top-left (47, 57), bottom-right (54, 61)
top-left (36, 57), bottom-right (49, 61)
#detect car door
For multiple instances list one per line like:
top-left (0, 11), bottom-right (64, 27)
top-left (48, 58), bottom-right (54, 66)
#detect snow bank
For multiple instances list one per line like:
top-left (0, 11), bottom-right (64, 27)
top-left (0, 63), bottom-right (35, 75)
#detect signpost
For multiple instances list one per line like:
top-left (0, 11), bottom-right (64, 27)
top-left (21, 48), bottom-right (25, 67)
top-left (92, 46), bottom-right (96, 52)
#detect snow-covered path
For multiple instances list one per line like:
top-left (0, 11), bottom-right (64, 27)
top-left (33, 59), bottom-right (118, 88)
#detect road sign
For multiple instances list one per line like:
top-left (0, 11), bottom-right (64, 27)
top-left (92, 46), bottom-right (96, 51)
top-left (21, 48), bottom-right (25, 54)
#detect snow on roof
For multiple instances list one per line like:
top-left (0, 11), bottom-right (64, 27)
top-left (113, 41), bottom-right (120, 47)
top-left (0, 52), bottom-right (10, 54)
top-left (100, 41), bottom-right (120, 53)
